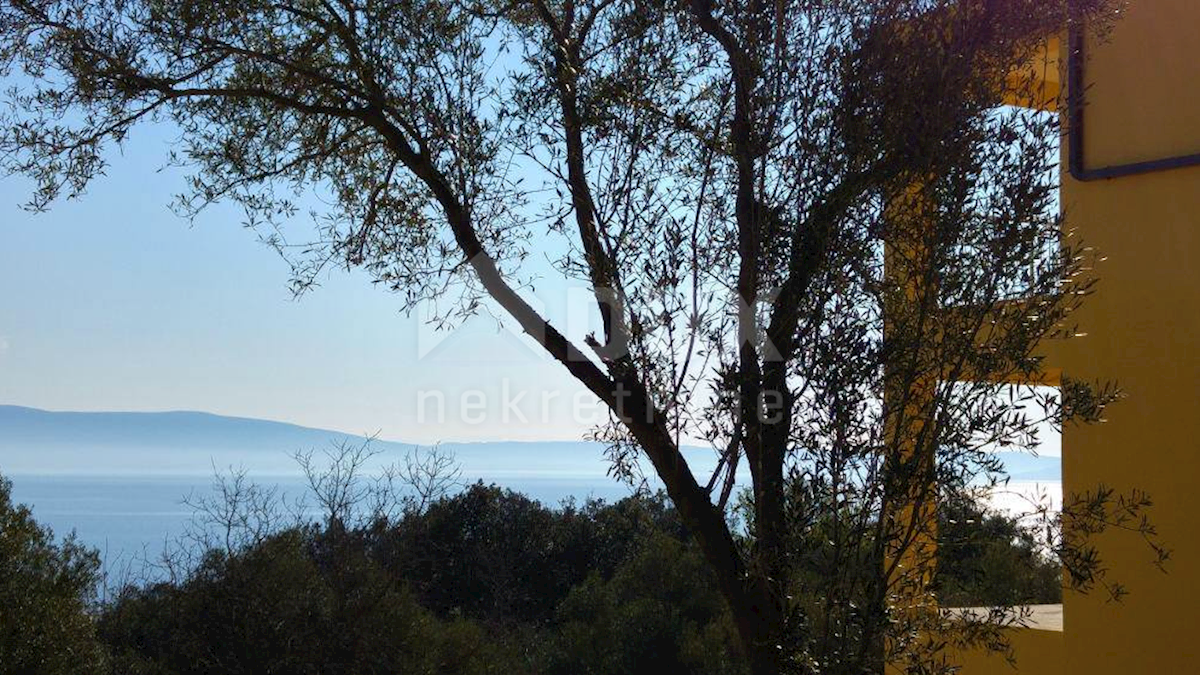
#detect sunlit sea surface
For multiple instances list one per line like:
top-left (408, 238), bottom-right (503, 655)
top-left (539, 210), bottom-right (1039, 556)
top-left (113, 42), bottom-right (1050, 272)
top-left (8, 472), bottom-right (642, 580)
top-left (0, 407), bottom-right (1063, 581)
top-left (9, 471), bottom-right (1062, 584)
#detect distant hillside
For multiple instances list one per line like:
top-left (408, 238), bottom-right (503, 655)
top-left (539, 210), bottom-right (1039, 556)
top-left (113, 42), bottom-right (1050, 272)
top-left (0, 405), bottom-right (620, 479)
top-left (0, 405), bottom-right (388, 475)
top-left (992, 451), bottom-right (1062, 482)
top-left (0, 405), bottom-right (369, 452)
top-left (0, 405), bottom-right (1060, 482)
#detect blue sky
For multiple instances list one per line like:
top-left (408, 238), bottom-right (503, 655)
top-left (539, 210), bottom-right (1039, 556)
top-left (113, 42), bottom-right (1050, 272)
top-left (0, 119), bottom-right (1063, 458)
top-left (0, 122), bottom-right (602, 443)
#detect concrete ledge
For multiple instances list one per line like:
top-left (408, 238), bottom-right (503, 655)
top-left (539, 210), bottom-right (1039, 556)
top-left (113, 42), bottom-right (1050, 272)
top-left (947, 604), bottom-right (1063, 632)
top-left (947, 606), bottom-right (1065, 674)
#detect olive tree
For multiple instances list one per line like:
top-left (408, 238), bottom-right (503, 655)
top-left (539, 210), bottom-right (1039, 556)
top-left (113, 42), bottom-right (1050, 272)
top-left (0, 0), bottom-right (1161, 672)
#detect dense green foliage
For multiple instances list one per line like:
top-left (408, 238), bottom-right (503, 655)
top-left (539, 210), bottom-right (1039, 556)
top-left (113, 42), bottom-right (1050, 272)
top-left (98, 483), bottom-right (746, 675)
top-left (0, 476), bottom-right (106, 675)
top-left (1, 473), bottom-right (1064, 675)
top-left (936, 493), bottom-right (1061, 607)
top-left (99, 528), bottom-right (511, 675)
top-left (369, 484), bottom-right (688, 626)
top-left (543, 532), bottom-right (745, 675)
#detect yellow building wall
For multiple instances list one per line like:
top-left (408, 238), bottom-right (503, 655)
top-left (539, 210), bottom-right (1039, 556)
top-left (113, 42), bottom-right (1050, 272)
top-left (953, 628), bottom-right (1063, 675)
top-left (961, 1), bottom-right (1200, 672)
top-left (1056, 2), bottom-right (1200, 672)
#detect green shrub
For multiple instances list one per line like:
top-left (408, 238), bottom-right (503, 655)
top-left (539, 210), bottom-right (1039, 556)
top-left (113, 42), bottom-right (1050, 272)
top-left (0, 475), bottom-right (106, 675)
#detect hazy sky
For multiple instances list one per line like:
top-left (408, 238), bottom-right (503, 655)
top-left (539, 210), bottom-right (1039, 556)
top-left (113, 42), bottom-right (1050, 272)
top-left (0, 119), bottom-right (1063, 457)
top-left (0, 122), bottom-right (606, 443)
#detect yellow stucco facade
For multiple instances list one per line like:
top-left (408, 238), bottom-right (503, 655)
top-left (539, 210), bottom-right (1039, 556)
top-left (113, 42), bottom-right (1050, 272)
top-left (960, 1), bottom-right (1200, 672)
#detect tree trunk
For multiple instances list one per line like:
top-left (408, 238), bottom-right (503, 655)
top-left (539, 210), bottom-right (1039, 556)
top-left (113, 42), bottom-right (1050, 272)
top-left (720, 569), bottom-right (788, 675)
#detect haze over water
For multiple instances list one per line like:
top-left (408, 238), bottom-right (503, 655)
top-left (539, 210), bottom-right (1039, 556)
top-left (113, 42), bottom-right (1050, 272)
top-left (2, 404), bottom-right (1062, 579)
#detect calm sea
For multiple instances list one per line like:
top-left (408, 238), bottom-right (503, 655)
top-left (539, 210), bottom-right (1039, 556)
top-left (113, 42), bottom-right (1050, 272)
top-left (6, 469), bottom-right (1059, 580)
top-left (8, 473), bottom-right (639, 579)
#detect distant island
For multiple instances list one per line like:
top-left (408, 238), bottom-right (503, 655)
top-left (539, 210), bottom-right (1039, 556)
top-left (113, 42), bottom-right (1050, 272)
top-left (0, 404), bottom-right (619, 479)
top-left (0, 404), bottom-right (1061, 482)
